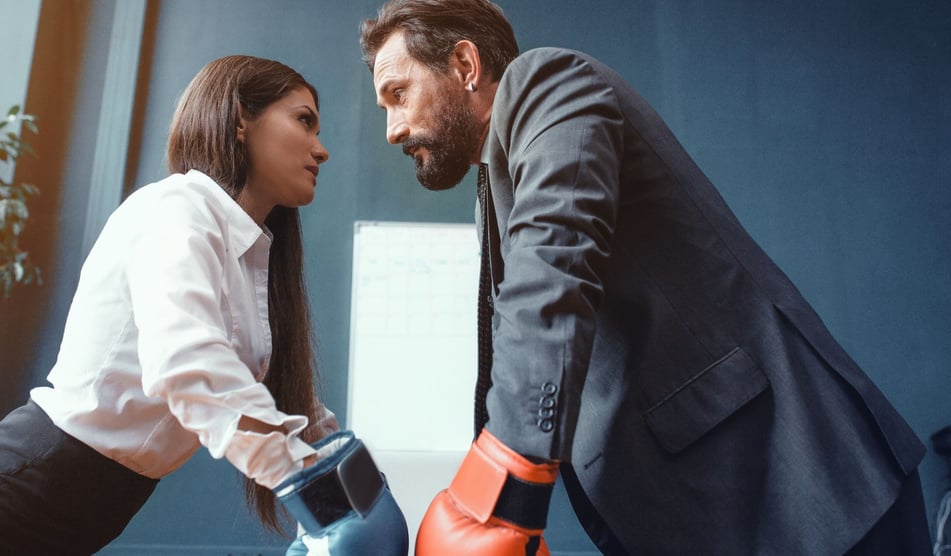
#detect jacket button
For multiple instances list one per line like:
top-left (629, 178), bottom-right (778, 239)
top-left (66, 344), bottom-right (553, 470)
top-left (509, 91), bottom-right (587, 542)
top-left (540, 396), bottom-right (556, 409)
top-left (538, 418), bottom-right (554, 432)
top-left (538, 407), bottom-right (555, 419)
top-left (541, 382), bottom-right (557, 395)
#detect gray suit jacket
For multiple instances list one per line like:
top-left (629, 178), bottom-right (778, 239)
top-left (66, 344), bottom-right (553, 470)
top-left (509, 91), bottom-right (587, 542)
top-left (480, 47), bottom-right (924, 554)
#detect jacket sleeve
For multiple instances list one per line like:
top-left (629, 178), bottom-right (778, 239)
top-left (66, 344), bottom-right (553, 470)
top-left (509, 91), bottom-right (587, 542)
top-left (486, 48), bottom-right (625, 461)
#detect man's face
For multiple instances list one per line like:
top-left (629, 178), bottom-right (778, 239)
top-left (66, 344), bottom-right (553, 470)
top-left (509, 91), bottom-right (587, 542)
top-left (373, 31), bottom-right (481, 191)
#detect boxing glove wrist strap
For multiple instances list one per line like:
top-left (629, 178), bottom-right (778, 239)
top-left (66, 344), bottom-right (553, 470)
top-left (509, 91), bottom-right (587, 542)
top-left (274, 431), bottom-right (384, 533)
top-left (449, 430), bottom-right (557, 532)
top-left (494, 474), bottom-right (555, 530)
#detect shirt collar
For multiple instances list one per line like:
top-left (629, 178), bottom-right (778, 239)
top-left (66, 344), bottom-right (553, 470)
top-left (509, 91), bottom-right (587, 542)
top-left (184, 169), bottom-right (270, 257)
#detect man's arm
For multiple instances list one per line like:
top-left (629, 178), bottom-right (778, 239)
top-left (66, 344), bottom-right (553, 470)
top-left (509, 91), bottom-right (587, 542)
top-left (486, 47), bottom-right (625, 462)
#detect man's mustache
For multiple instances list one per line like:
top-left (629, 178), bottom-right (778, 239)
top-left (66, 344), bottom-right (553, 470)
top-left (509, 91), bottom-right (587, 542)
top-left (402, 136), bottom-right (435, 157)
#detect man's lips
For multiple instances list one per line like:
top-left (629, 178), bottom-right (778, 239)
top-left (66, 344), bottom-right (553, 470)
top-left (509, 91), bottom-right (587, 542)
top-left (404, 146), bottom-right (433, 164)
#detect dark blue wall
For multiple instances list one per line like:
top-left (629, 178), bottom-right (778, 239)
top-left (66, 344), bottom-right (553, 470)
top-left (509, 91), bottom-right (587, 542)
top-left (4, 1), bottom-right (948, 554)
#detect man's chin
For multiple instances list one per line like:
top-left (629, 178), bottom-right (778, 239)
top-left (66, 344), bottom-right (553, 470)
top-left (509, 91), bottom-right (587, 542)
top-left (416, 167), bottom-right (469, 191)
top-left (414, 161), bottom-right (469, 191)
top-left (417, 175), bottom-right (460, 192)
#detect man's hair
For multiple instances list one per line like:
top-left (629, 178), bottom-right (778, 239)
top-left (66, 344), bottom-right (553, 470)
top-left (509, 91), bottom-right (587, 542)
top-left (360, 0), bottom-right (519, 82)
top-left (167, 55), bottom-right (324, 536)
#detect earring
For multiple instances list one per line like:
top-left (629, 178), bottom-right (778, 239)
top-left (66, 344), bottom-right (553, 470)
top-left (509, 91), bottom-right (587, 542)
top-left (467, 82), bottom-right (476, 92)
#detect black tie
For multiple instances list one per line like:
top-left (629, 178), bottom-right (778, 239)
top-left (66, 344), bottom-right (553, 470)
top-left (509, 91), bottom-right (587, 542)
top-left (475, 163), bottom-right (494, 437)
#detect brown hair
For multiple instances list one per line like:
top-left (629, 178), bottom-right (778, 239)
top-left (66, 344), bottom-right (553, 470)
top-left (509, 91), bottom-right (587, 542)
top-left (360, 0), bottom-right (519, 81)
top-left (167, 55), bottom-right (323, 535)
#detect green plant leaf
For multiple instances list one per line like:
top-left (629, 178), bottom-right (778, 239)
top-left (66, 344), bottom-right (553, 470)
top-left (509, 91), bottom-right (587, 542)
top-left (0, 104), bottom-right (41, 297)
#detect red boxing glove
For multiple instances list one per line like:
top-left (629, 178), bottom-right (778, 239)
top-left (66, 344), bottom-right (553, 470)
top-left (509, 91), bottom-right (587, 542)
top-left (416, 429), bottom-right (559, 556)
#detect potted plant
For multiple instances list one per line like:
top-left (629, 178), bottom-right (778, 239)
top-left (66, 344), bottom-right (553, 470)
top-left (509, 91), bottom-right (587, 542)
top-left (0, 105), bottom-right (41, 297)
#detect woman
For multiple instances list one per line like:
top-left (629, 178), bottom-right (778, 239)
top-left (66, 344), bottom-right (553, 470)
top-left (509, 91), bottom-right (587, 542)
top-left (0, 55), bottom-right (338, 553)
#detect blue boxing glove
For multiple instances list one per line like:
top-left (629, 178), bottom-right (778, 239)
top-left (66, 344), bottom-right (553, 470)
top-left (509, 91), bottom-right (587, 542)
top-left (284, 532), bottom-right (310, 556)
top-left (274, 430), bottom-right (408, 556)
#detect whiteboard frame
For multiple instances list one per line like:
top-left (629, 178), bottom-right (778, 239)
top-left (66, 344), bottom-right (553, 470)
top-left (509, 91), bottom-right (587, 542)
top-left (346, 220), bottom-right (480, 453)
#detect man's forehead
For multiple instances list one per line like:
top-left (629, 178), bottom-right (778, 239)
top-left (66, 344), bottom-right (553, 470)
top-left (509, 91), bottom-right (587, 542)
top-left (373, 31), bottom-right (411, 82)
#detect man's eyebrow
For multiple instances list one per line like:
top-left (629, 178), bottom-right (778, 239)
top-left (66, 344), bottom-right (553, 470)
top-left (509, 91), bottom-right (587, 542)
top-left (375, 79), bottom-right (398, 106)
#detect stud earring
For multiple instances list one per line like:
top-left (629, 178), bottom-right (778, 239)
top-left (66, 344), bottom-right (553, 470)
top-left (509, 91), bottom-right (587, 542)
top-left (467, 82), bottom-right (476, 92)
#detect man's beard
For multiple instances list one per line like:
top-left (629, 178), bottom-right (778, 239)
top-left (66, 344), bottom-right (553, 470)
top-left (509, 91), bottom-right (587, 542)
top-left (402, 89), bottom-right (480, 191)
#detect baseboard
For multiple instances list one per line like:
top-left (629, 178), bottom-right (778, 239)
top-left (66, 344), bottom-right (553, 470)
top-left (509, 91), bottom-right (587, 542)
top-left (96, 545), bottom-right (285, 556)
top-left (98, 545), bottom-right (600, 556)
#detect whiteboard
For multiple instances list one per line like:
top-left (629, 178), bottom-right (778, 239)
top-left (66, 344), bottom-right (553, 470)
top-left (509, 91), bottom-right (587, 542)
top-left (347, 221), bottom-right (479, 452)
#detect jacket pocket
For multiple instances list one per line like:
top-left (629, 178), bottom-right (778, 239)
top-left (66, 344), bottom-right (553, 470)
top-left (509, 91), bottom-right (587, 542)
top-left (644, 347), bottom-right (769, 454)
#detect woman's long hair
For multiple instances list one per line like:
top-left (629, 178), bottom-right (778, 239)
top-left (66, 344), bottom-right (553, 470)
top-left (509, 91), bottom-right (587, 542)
top-left (166, 55), bottom-right (323, 535)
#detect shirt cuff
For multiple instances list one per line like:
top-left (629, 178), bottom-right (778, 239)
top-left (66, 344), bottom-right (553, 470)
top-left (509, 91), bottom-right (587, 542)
top-left (225, 414), bottom-right (318, 489)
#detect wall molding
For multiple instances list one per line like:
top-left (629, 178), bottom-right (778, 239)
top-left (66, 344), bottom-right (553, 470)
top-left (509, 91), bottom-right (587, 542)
top-left (81, 0), bottom-right (147, 257)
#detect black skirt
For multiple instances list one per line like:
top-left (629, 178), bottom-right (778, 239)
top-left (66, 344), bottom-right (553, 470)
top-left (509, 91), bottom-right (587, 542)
top-left (0, 399), bottom-right (159, 555)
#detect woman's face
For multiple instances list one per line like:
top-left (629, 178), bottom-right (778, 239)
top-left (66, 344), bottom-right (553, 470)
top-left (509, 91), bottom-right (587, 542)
top-left (237, 86), bottom-right (329, 224)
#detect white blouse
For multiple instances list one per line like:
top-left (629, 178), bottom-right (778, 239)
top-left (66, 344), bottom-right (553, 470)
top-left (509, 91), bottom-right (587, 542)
top-left (31, 170), bottom-right (335, 489)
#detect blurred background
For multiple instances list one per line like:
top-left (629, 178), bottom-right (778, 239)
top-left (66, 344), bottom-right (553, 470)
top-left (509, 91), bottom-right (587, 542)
top-left (1, 1), bottom-right (948, 554)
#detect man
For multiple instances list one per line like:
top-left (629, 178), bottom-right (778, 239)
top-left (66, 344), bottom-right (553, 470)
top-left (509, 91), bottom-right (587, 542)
top-left (360, 1), bottom-right (931, 554)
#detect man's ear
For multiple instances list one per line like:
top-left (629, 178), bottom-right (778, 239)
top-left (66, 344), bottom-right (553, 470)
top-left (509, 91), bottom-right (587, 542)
top-left (449, 39), bottom-right (483, 91)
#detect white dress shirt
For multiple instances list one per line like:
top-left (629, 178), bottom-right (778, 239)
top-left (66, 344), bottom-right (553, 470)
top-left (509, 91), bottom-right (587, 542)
top-left (31, 170), bottom-right (334, 489)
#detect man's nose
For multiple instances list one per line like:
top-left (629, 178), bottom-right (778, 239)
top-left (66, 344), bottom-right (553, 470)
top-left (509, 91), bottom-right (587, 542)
top-left (386, 112), bottom-right (408, 144)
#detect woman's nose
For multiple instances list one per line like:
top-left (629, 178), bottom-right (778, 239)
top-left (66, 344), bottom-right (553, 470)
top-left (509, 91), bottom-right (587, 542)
top-left (312, 138), bottom-right (329, 163)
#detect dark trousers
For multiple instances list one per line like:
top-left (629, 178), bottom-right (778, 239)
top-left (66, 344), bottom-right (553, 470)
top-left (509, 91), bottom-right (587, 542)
top-left (0, 400), bottom-right (158, 555)
top-left (561, 463), bottom-right (932, 555)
